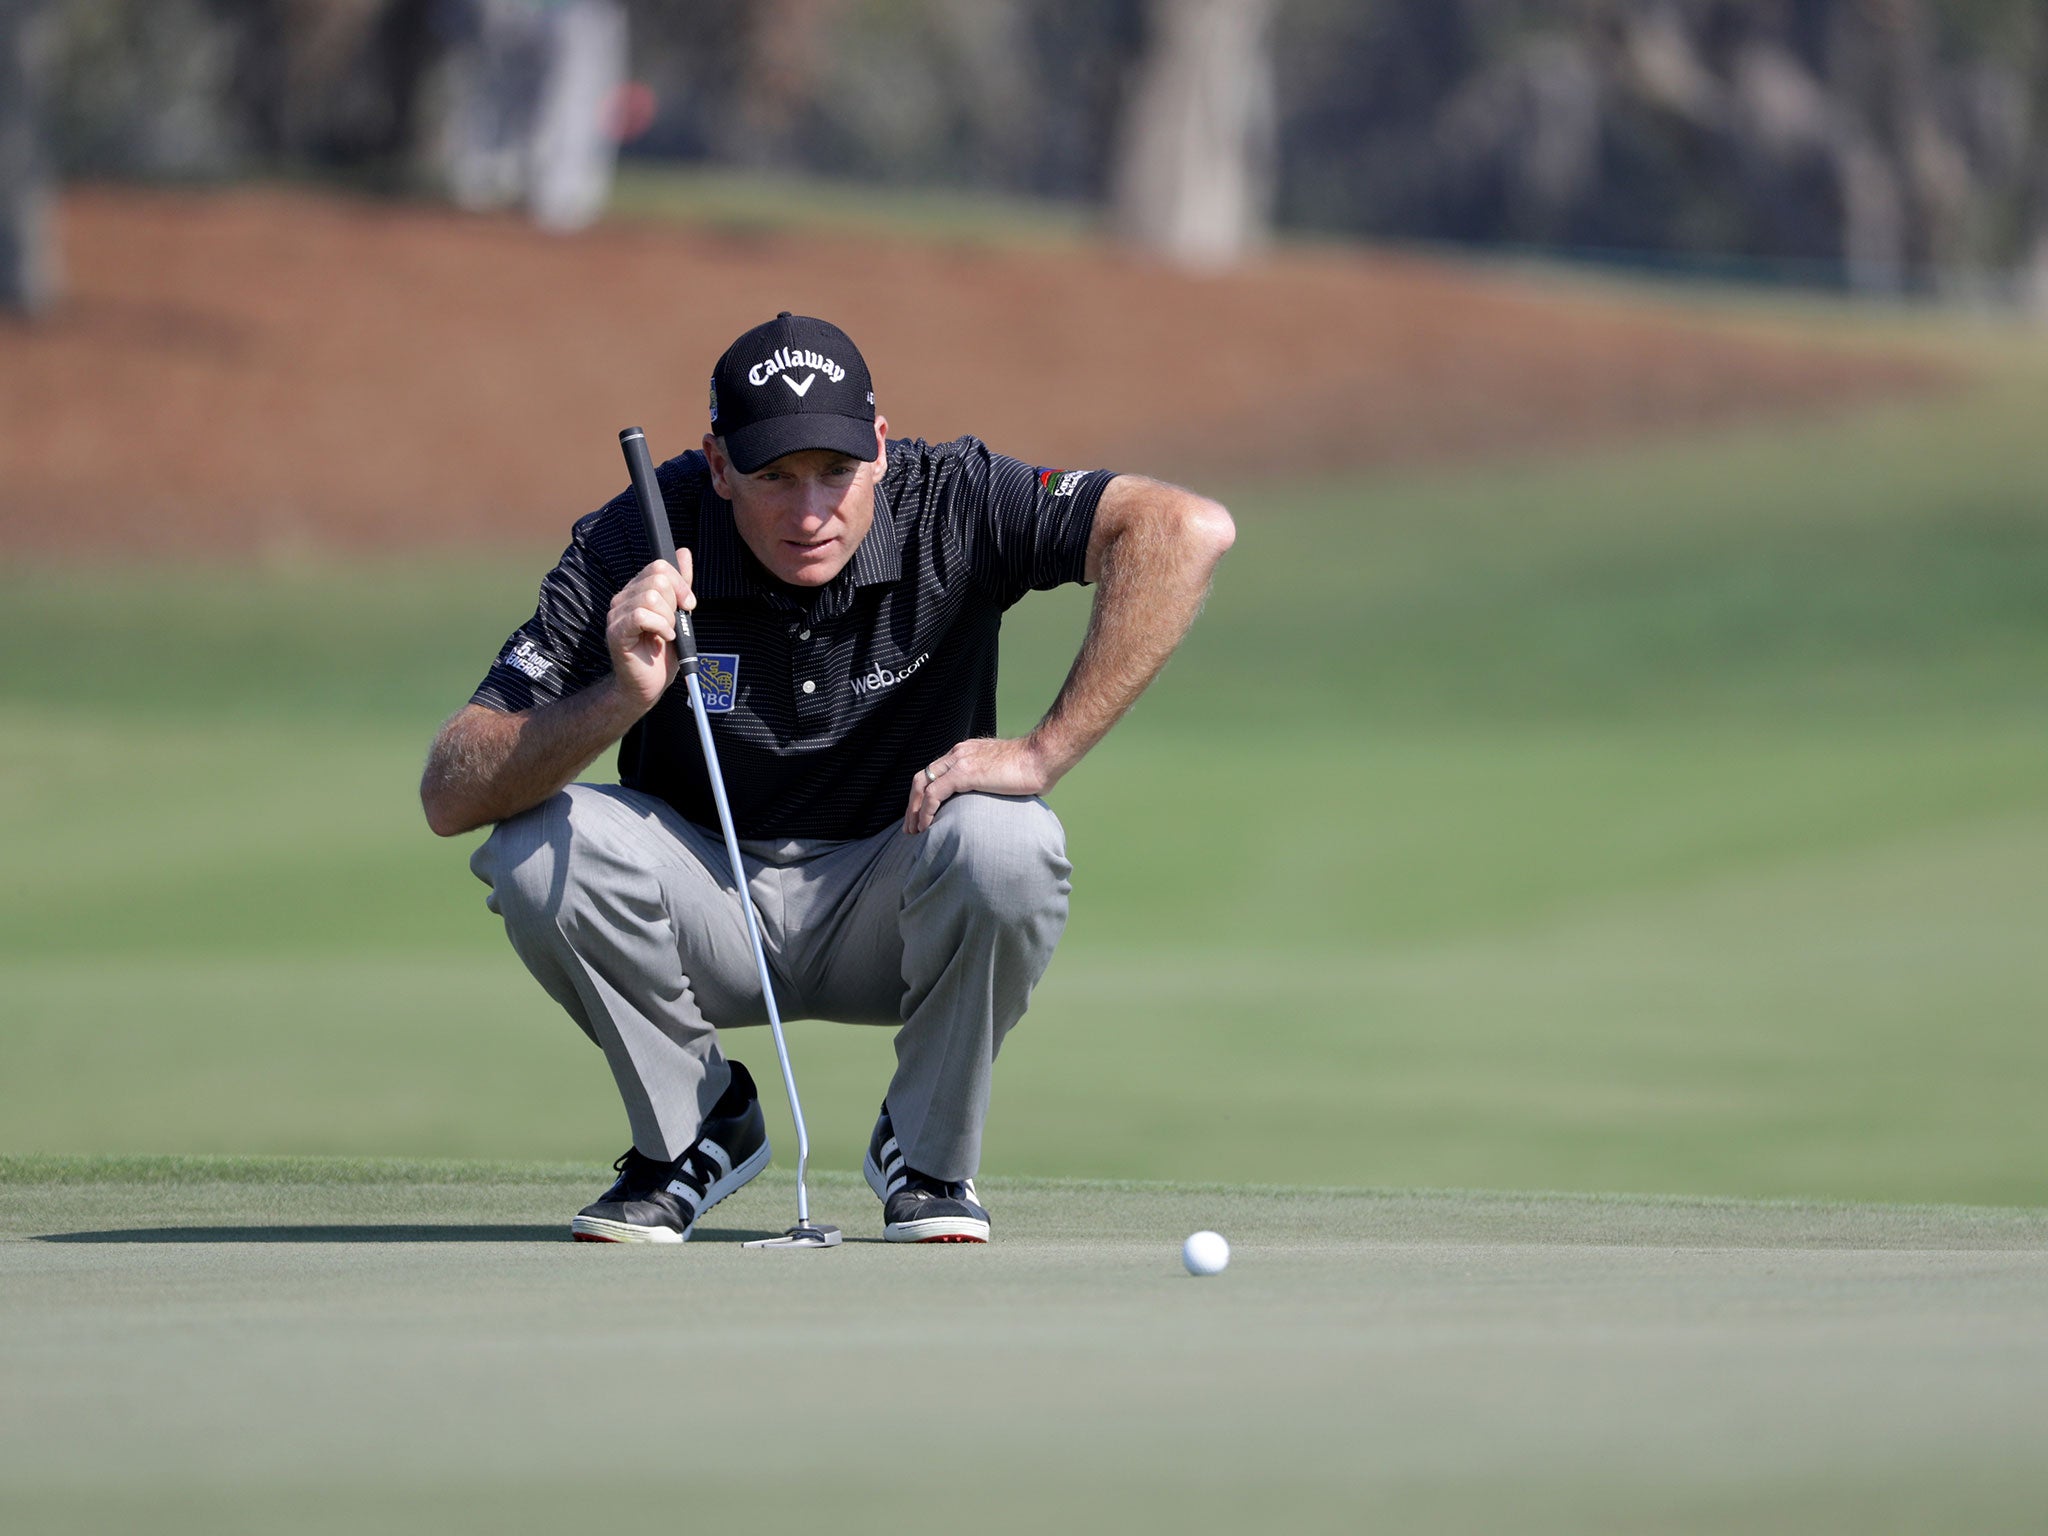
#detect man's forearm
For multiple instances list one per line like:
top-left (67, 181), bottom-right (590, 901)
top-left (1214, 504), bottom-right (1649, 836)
top-left (421, 682), bottom-right (646, 837)
top-left (1027, 491), bottom-right (1234, 781)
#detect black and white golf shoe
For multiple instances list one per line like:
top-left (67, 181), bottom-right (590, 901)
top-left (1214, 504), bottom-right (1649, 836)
top-left (863, 1103), bottom-right (990, 1244)
top-left (571, 1061), bottom-right (770, 1243)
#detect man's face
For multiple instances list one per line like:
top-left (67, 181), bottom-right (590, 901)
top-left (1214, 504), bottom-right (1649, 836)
top-left (704, 417), bottom-right (888, 587)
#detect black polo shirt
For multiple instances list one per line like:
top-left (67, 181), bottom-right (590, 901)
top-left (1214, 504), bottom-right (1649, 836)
top-left (471, 436), bottom-right (1115, 839)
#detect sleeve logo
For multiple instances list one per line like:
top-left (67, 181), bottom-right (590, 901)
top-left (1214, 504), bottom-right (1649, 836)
top-left (695, 652), bottom-right (740, 712)
top-left (1036, 468), bottom-right (1084, 498)
top-left (504, 639), bottom-right (553, 681)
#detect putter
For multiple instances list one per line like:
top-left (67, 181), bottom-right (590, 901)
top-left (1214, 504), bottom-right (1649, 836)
top-left (619, 426), bottom-right (841, 1251)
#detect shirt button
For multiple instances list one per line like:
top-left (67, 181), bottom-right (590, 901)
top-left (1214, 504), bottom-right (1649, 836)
top-left (798, 629), bottom-right (811, 640)
top-left (801, 680), bottom-right (816, 695)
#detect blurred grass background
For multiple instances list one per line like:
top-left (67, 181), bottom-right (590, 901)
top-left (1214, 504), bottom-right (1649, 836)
top-left (4, 295), bottom-right (2043, 1206)
top-left (605, 161), bottom-right (1094, 247)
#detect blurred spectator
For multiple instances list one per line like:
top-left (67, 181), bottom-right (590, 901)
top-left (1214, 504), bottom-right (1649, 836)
top-left (443, 0), bottom-right (625, 231)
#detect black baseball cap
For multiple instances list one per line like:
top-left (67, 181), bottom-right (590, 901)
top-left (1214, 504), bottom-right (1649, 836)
top-left (709, 312), bottom-right (878, 473)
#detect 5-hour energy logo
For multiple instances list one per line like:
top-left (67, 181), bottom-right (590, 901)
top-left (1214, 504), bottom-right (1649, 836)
top-left (503, 638), bottom-right (553, 681)
top-left (695, 653), bottom-right (739, 712)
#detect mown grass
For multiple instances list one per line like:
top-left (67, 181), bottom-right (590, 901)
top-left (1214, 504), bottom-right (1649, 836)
top-left (3, 315), bottom-right (2047, 1203)
top-left (3, 1157), bottom-right (2045, 1536)
top-left (607, 159), bottom-right (1095, 247)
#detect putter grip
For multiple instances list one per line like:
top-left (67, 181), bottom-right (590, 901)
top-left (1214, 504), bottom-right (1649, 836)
top-left (618, 426), bottom-right (699, 669)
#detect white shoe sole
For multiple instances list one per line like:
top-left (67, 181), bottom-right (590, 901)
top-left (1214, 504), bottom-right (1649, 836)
top-left (883, 1214), bottom-right (989, 1243)
top-left (570, 1139), bottom-right (772, 1244)
top-left (865, 1149), bottom-right (989, 1243)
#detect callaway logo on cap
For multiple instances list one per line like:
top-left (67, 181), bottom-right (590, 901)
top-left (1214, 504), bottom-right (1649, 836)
top-left (709, 312), bottom-right (878, 474)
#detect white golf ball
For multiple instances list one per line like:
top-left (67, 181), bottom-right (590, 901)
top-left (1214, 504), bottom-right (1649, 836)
top-left (1182, 1230), bottom-right (1230, 1276)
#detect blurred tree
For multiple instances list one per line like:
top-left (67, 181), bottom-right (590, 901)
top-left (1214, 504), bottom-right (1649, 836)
top-left (1, 0), bottom-right (59, 316)
top-left (2008, 2), bottom-right (2048, 314)
top-left (1110, 0), bottom-right (1276, 269)
top-left (1268, 0), bottom-right (2048, 295)
top-left (230, 0), bottom-right (454, 188)
top-left (724, 0), bottom-right (841, 167)
top-left (21, 0), bottom-right (2048, 299)
top-left (615, 0), bottom-right (1141, 199)
top-left (46, 0), bottom-right (245, 177)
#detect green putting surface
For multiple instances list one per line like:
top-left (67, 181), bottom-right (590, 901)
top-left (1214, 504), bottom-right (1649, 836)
top-left (3, 1157), bottom-right (2045, 1535)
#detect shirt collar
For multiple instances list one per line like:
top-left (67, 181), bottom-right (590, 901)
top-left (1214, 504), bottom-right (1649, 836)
top-left (845, 472), bottom-right (902, 586)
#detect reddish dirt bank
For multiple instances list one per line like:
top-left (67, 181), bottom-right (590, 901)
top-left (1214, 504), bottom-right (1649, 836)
top-left (1, 184), bottom-right (1944, 559)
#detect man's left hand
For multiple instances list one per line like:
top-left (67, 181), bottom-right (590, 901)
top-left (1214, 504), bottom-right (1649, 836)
top-left (904, 736), bottom-right (1055, 835)
top-left (899, 475), bottom-right (1233, 837)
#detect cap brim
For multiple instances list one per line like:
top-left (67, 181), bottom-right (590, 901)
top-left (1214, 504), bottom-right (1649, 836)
top-left (724, 414), bottom-right (878, 475)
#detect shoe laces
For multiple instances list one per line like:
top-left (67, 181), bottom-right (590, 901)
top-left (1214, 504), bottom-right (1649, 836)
top-left (613, 1139), bottom-right (721, 1198)
top-left (611, 1146), bottom-right (700, 1198)
top-left (903, 1170), bottom-right (971, 1204)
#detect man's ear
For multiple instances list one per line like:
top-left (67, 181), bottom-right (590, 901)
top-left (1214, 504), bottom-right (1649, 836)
top-left (702, 434), bottom-right (735, 498)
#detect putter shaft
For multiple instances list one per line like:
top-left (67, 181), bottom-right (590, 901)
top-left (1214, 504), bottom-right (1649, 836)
top-left (679, 666), bottom-right (814, 1226)
top-left (618, 427), bottom-right (819, 1235)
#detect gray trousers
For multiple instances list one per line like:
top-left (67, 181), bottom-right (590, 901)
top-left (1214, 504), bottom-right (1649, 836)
top-left (470, 784), bottom-right (1071, 1180)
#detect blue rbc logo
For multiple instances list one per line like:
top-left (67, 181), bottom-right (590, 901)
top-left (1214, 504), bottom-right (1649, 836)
top-left (696, 653), bottom-right (740, 713)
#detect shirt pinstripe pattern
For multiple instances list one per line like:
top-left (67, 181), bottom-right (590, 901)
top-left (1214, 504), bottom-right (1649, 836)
top-left (471, 436), bottom-right (1114, 838)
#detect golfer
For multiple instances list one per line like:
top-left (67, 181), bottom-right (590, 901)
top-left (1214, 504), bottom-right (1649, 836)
top-left (421, 312), bottom-right (1234, 1243)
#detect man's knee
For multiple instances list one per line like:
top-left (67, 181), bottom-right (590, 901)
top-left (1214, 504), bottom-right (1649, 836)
top-left (470, 793), bottom-right (567, 928)
top-left (470, 786), bottom-right (652, 929)
top-left (916, 793), bottom-right (1072, 927)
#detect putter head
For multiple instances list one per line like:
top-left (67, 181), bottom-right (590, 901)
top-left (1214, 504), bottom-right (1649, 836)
top-left (743, 1222), bottom-right (842, 1250)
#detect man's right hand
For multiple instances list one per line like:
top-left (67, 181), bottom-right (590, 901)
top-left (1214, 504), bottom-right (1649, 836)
top-left (606, 547), bottom-right (695, 713)
top-left (421, 545), bottom-right (696, 837)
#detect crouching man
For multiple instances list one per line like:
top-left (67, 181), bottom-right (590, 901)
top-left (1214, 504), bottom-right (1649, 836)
top-left (421, 312), bottom-right (1233, 1243)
